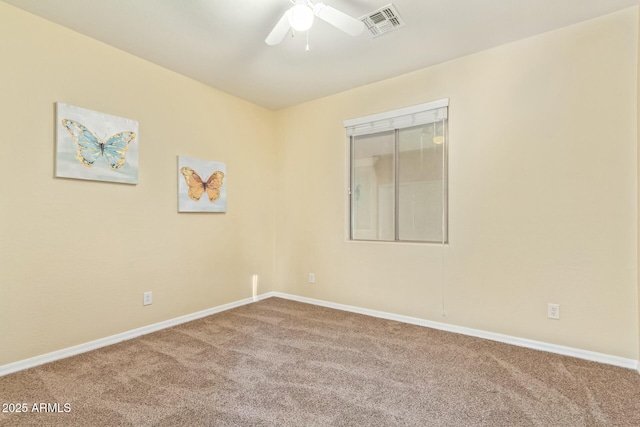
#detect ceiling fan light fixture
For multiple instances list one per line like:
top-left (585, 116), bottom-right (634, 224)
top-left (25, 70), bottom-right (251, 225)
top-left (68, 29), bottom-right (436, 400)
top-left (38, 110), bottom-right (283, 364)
top-left (266, 0), bottom-right (364, 46)
top-left (288, 3), bottom-right (314, 31)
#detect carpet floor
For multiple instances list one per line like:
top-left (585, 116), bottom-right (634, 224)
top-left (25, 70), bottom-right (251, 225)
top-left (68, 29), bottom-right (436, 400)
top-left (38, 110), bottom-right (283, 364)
top-left (0, 297), bottom-right (639, 426)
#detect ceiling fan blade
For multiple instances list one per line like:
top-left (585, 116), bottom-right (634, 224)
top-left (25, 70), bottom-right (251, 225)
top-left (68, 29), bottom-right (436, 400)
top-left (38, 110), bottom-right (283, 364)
top-left (265, 10), bottom-right (291, 45)
top-left (313, 3), bottom-right (365, 36)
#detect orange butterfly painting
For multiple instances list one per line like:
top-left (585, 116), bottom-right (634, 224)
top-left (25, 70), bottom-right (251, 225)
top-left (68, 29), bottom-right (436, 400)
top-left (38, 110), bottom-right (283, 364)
top-left (180, 167), bottom-right (224, 202)
top-left (178, 156), bottom-right (227, 212)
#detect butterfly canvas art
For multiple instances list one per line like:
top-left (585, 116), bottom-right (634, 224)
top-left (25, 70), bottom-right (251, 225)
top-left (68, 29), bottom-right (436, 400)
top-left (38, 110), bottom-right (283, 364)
top-left (56, 102), bottom-right (139, 184)
top-left (178, 156), bottom-right (227, 212)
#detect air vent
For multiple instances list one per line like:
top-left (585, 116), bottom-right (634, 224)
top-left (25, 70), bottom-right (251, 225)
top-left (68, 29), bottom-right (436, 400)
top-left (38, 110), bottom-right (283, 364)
top-left (360, 4), bottom-right (405, 38)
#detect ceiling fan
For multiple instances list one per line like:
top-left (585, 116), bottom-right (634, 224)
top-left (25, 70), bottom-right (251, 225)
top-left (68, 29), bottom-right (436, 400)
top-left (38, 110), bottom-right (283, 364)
top-left (265, 0), bottom-right (365, 46)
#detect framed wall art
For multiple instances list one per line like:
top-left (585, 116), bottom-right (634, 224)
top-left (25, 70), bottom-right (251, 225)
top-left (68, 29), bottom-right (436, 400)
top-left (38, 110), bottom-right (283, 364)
top-left (56, 102), bottom-right (139, 184)
top-left (178, 156), bottom-right (227, 213)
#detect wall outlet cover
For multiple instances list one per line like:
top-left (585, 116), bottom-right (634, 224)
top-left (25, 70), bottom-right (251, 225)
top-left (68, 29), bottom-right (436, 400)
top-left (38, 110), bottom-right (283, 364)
top-left (548, 303), bottom-right (560, 319)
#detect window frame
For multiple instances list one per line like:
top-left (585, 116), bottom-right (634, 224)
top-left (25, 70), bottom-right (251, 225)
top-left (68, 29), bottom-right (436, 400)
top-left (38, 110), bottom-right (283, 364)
top-left (345, 99), bottom-right (449, 244)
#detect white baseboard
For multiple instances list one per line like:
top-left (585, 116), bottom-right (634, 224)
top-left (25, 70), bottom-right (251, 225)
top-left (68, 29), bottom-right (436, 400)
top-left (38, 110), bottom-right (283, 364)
top-left (269, 292), bottom-right (639, 371)
top-left (0, 293), bottom-right (271, 378)
top-left (2, 291), bottom-right (637, 377)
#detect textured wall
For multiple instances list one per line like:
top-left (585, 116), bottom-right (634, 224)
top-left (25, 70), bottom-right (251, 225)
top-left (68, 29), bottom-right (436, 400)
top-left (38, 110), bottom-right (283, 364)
top-left (0, 2), bottom-right (276, 365)
top-left (274, 8), bottom-right (639, 359)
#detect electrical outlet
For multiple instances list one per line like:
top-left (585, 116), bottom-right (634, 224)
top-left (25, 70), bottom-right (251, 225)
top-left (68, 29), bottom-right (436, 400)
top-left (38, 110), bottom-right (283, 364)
top-left (143, 291), bottom-right (152, 306)
top-left (308, 273), bottom-right (315, 284)
top-left (548, 303), bottom-right (560, 319)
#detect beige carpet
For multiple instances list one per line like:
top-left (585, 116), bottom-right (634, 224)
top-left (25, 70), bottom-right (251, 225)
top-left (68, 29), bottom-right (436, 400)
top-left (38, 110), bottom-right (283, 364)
top-left (0, 297), bottom-right (639, 426)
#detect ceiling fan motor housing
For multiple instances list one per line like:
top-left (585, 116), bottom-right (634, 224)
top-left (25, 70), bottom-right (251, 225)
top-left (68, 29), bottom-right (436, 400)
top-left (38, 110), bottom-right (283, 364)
top-left (289, 2), bottom-right (315, 31)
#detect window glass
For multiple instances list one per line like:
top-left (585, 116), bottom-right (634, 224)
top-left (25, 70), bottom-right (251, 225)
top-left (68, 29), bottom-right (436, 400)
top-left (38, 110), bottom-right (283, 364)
top-left (351, 131), bottom-right (395, 241)
top-left (398, 123), bottom-right (445, 242)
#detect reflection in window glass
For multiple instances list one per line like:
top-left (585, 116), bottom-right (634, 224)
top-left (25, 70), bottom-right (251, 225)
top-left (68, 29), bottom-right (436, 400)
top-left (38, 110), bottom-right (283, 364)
top-left (351, 131), bottom-right (395, 241)
top-left (398, 124), bottom-right (445, 242)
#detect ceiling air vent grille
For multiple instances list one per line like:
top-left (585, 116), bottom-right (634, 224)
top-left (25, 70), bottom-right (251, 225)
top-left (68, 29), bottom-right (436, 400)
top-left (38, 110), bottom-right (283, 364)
top-left (360, 4), bottom-right (405, 38)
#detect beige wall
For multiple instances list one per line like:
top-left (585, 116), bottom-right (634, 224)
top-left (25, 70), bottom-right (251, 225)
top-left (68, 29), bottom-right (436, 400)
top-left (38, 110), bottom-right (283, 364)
top-left (275, 8), bottom-right (639, 359)
top-left (0, 3), bottom-right (276, 366)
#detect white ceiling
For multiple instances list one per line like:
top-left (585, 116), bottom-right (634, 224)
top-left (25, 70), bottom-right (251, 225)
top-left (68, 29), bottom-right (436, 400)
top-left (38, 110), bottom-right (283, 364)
top-left (4, 0), bottom-right (639, 110)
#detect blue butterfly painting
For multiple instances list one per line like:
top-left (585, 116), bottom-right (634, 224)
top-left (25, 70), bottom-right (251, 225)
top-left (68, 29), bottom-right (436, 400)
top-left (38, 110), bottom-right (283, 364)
top-left (61, 119), bottom-right (136, 169)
